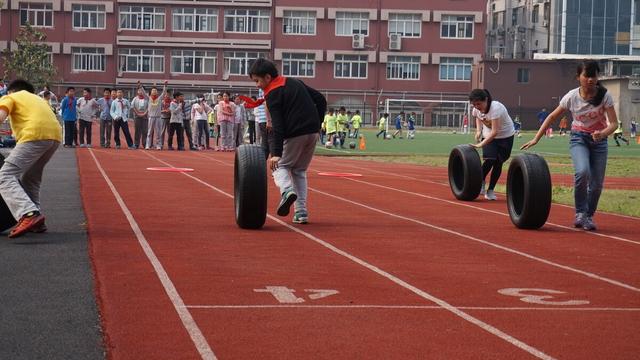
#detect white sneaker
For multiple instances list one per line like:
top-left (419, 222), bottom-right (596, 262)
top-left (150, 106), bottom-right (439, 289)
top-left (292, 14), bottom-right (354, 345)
top-left (480, 182), bottom-right (486, 196)
top-left (484, 190), bottom-right (497, 201)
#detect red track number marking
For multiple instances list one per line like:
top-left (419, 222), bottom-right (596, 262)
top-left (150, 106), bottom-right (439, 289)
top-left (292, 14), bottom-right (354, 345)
top-left (498, 288), bottom-right (590, 306)
top-left (254, 286), bottom-right (339, 304)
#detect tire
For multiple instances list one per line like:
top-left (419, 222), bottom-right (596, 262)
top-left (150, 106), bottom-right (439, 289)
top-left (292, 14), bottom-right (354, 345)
top-left (0, 153), bottom-right (17, 233)
top-left (507, 153), bottom-right (552, 229)
top-left (234, 144), bottom-right (267, 229)
top-left (448, 144), bottom-right (483, 201)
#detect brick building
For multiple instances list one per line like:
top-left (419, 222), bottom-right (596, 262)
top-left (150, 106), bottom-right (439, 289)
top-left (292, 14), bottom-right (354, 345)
top-left (0, 0), bottom-right (486, 124)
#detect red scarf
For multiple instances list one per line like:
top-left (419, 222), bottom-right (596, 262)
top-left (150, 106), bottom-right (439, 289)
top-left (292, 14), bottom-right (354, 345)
top-left (84, 95), bottom-right (91, 101)
top-left (150, 95), bottom-right (158, 101)
top-left (67, 96), bottom-right (75, 110)
top-left (239, 76), bottom-right (287, 109)
top-left (138, 94), bottom-right (145, 99)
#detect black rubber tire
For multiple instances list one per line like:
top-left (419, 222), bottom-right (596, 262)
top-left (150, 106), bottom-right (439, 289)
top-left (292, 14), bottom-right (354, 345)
top-left (448, 144), bottom-right (483, 201)
top-left (507, 153), bottom-right (552, 229)
top-left (0, 153), bottom-right (17, 233)
top-left (234, 144), bottom-right (267, 229)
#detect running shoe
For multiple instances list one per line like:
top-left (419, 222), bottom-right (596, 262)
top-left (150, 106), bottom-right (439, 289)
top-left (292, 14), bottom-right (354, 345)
top-left (277, 190), bottom-right (297, 217)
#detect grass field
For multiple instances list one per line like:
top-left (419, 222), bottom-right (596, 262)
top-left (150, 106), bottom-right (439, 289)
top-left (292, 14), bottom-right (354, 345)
top-left (316, 128), bottom-right (640, 217)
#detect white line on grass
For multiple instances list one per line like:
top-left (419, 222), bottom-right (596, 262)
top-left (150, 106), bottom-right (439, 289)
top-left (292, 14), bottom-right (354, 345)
top-left (88, 150), bottom-right (217, 360)
top-left (184, 304), bottom-right (640, 312)
top-left (143, 151), bottom-right (557, 360)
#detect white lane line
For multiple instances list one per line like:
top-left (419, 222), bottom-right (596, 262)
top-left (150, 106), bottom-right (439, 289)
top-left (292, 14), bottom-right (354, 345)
top-left (142, 151), bottom-right (556, 360)
top-left (88, 149), bottom-right (217, 360)
top-left (194, 152), bottom-right (640, 291)
top-left (308, 186), bottom-right (640, 293)
top-left (330, 174), bottom-right (640, 246)
top-left (314, 156), bottom-right (640, 222)
top-left (185, 305), bottom-right (640, 312)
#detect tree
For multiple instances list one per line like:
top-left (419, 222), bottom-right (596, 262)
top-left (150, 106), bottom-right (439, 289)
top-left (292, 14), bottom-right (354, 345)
top-left (1, 22), bottom-right (57, 89)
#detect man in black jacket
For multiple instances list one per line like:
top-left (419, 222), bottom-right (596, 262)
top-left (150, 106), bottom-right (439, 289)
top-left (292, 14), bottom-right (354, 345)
top-left (249, 58), bottom-right (326, 224)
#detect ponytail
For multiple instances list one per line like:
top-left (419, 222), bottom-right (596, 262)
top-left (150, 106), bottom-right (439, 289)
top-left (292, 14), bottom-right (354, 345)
top-left (590, 83), bottom-right (607, 107)
top-left (469, 88), bottom-right (493, 113)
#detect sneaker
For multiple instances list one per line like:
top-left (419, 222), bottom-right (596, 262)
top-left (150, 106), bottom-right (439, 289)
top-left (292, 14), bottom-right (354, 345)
top-left (582, 216), bottom-right (597, 231)
top-left (293, 212), bottom-right (308, 224)
top-left (277, 190), bottom-right (297, 217)
top-left (8, 212), bottom-right (45, 238)
top-left (115, 145), bottom-right (121, 149)
top-left (574, 213), bottom-right (586, 228)
top-left (484, 189), bottom-right (497, 201)
top-left (480, 181), bottom-right (486, 196)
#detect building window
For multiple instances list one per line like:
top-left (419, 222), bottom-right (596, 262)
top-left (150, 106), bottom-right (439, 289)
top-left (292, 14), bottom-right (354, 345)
top-left (19, 3), bottom-right (53, 27)
top-left (171, 50), bottom-right (216, 74)
top-left (223, 51), bottom-right (266, 76)
top-left (72, 47), bottom-right (105, 72)
top-left (386, 56), bottom-right (420, 80)
top-left (439, 57), bottom-right (472, 81)
top-left (517, 68), bottom-right (529, 83)
top-left (283, 10), bottom-right (316, 35)
top-left (172, 8), bottom-right (218, 32)
top-left (334, 54), bottom-right (367, 78)
top-left (440, 15), bottom-right (474, 39)
top-left (388, 13), bottom-right (421, 38)
top-left (72, 4), bottom-right (106, 29)
top-left (532, 5), bottom-right (539, 23)
top-left (335, 12), bottom-right (369, 36)
top-left (224, 9), bottom-right (270, 33)
top-left (119, 6), bottom-right (165, 31)
top-left (282, 53), bottom-right (315, 77)
top-left (119, 48), bottom-right (164, 73)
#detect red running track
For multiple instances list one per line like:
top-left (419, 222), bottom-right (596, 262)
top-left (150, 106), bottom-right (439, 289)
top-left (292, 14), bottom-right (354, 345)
top-left (76, 147), bottom-right (640, 359)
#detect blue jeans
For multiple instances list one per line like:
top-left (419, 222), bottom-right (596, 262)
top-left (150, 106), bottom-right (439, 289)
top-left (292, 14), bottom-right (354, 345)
top-left (569, 131), bottom-right (608, 217)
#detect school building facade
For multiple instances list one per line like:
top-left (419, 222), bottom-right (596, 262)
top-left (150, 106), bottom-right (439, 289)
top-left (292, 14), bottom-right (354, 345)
top-left (0, 0), bottom-right (486, 124)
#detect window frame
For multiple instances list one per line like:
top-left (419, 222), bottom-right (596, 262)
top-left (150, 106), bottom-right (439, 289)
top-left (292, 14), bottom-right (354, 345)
top-left (388, 13), bottom-right (421, 38)
top-left (223, 9), bottom-right (270, 34)
top-left (335, 11), bottom-right (369, 37)
top-left (438, 57), bottom-right (472, 82)
top-left (171, 49), bottom-right (217, 75)
top-left (333, 54), bottom-right (368, 79)
top-left (119, 6), bottom-right (166, 31)
top-left (282, 52), bottom-right (316, 78)
top-left (282, 10), bottom-right (316, 36)
top-left (440, 15), bottom-right (474, 39)
top-left (72, 4), bottom-right (106, 30)
top-left (72, 47), bottom-right (106, 72)
top-left (223, 51), bottom-right (267, 76)
top-left (386, 55), bottom-right (421, 80)
top-left (517, 68), bottom-right (530, 83)
top-left (172, 7), bottom-right (218, 33)
top-left (19, 2), bottom-right (54, 28)
top-left (118, 48), bottom-right (165, 73)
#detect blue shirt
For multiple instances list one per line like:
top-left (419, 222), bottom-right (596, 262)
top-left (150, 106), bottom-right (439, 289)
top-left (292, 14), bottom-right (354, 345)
top-left (395, 115), bottom-right (403, 129)
top-left (110, 98), bottom-right (130, 120)
top-left (60, 96), bottom-right (78, 122)
top-left (97, 98), bottom-right (113, 121)
top-left (407, 117), bottom-right (415, 130)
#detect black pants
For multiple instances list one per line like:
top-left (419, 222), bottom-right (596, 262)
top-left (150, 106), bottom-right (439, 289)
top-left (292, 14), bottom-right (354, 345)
top-left (64, 121), bottom-right (77, 146)
top-left (168, 123), bottom-right (184, 150)
top-left (79, 120), bottom-right (92, 145)
top-left (258, 122), bottom-right (275, 159)
top-left (183, 119), bottom-right (194, 149)
top-left (195, 120), bottom-right (209, 148)
top-left (100, 119), bottom-right (112, 147)
top-left (247, 121), bottom-right (256, 144)
top-left (482, 135), bottom-right (514, 190)
top-left (134, 116), bottom-right (148, 148)
top-left (216, 125), bottom-right (221, 146)
top-left (113, 118), bottom-right (133, 148)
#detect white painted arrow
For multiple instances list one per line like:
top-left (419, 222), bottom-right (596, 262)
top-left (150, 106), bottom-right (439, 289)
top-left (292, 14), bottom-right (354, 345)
top-left (304, 289), bottom-right (340, 300)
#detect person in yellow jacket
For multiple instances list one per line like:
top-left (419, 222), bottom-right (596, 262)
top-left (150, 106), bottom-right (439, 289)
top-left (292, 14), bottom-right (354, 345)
top-left (0, 79), bottom-right (62, 238)
top-left (336, 106), bottom-right (349, 148)
top-left (375, 113), bottom-right (389, 139)
top-left (613, 122), bottom-right (629, 146)
top-left (324, 108), bottom-right (337, 146)
top-left (351, 110), bottom-right (362, 139)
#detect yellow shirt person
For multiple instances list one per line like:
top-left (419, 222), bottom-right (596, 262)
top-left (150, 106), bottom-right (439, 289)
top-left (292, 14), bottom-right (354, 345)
top-left (324, 111), bottom-right (337, 134)
top-left (0, 90), bottom-right (62, 144)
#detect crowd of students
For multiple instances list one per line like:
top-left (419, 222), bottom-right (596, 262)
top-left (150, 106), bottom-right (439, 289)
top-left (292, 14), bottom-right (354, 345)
top-left (43, 82), bottom-right (268, 152)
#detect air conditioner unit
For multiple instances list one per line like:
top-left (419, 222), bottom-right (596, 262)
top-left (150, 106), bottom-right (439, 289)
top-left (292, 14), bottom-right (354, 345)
top-left (389, 33), bottom-right (402, 51)
top-left (352, 34), bottom-right (365, 49)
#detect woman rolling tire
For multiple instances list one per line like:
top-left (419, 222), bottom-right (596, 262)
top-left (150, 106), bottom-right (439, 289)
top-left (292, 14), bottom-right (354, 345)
top-left (0, 153), bottom-right (18, 233)
top-left (448, 144), bottom-right (483, 201)
top-left (506, 153), bottom-right (552, 229)
top-left (234, 144), bottom-right (267, 229)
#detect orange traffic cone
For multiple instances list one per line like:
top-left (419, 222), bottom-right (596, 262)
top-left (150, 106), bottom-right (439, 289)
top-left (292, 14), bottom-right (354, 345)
top-left (636, 136), bottom-right (640, 144)
top-left (359, 135), bottom-right (366, 150)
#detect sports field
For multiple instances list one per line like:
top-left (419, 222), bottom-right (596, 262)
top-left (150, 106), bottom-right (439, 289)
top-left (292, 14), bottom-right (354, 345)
top-left (316, 128), bottom-right (640, 217)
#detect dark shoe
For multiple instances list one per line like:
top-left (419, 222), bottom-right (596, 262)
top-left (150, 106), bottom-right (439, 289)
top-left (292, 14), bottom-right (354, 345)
top-left (277, 190), bottom-right (297, 217)
top-left (582, 216), bottom-right (597, 231)
top-left (574, 213), bottom-right (586, 228)
top-left (9, 212), bottom-right (45, 238)
top-left (292, 212), bottom-right (308, 224)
